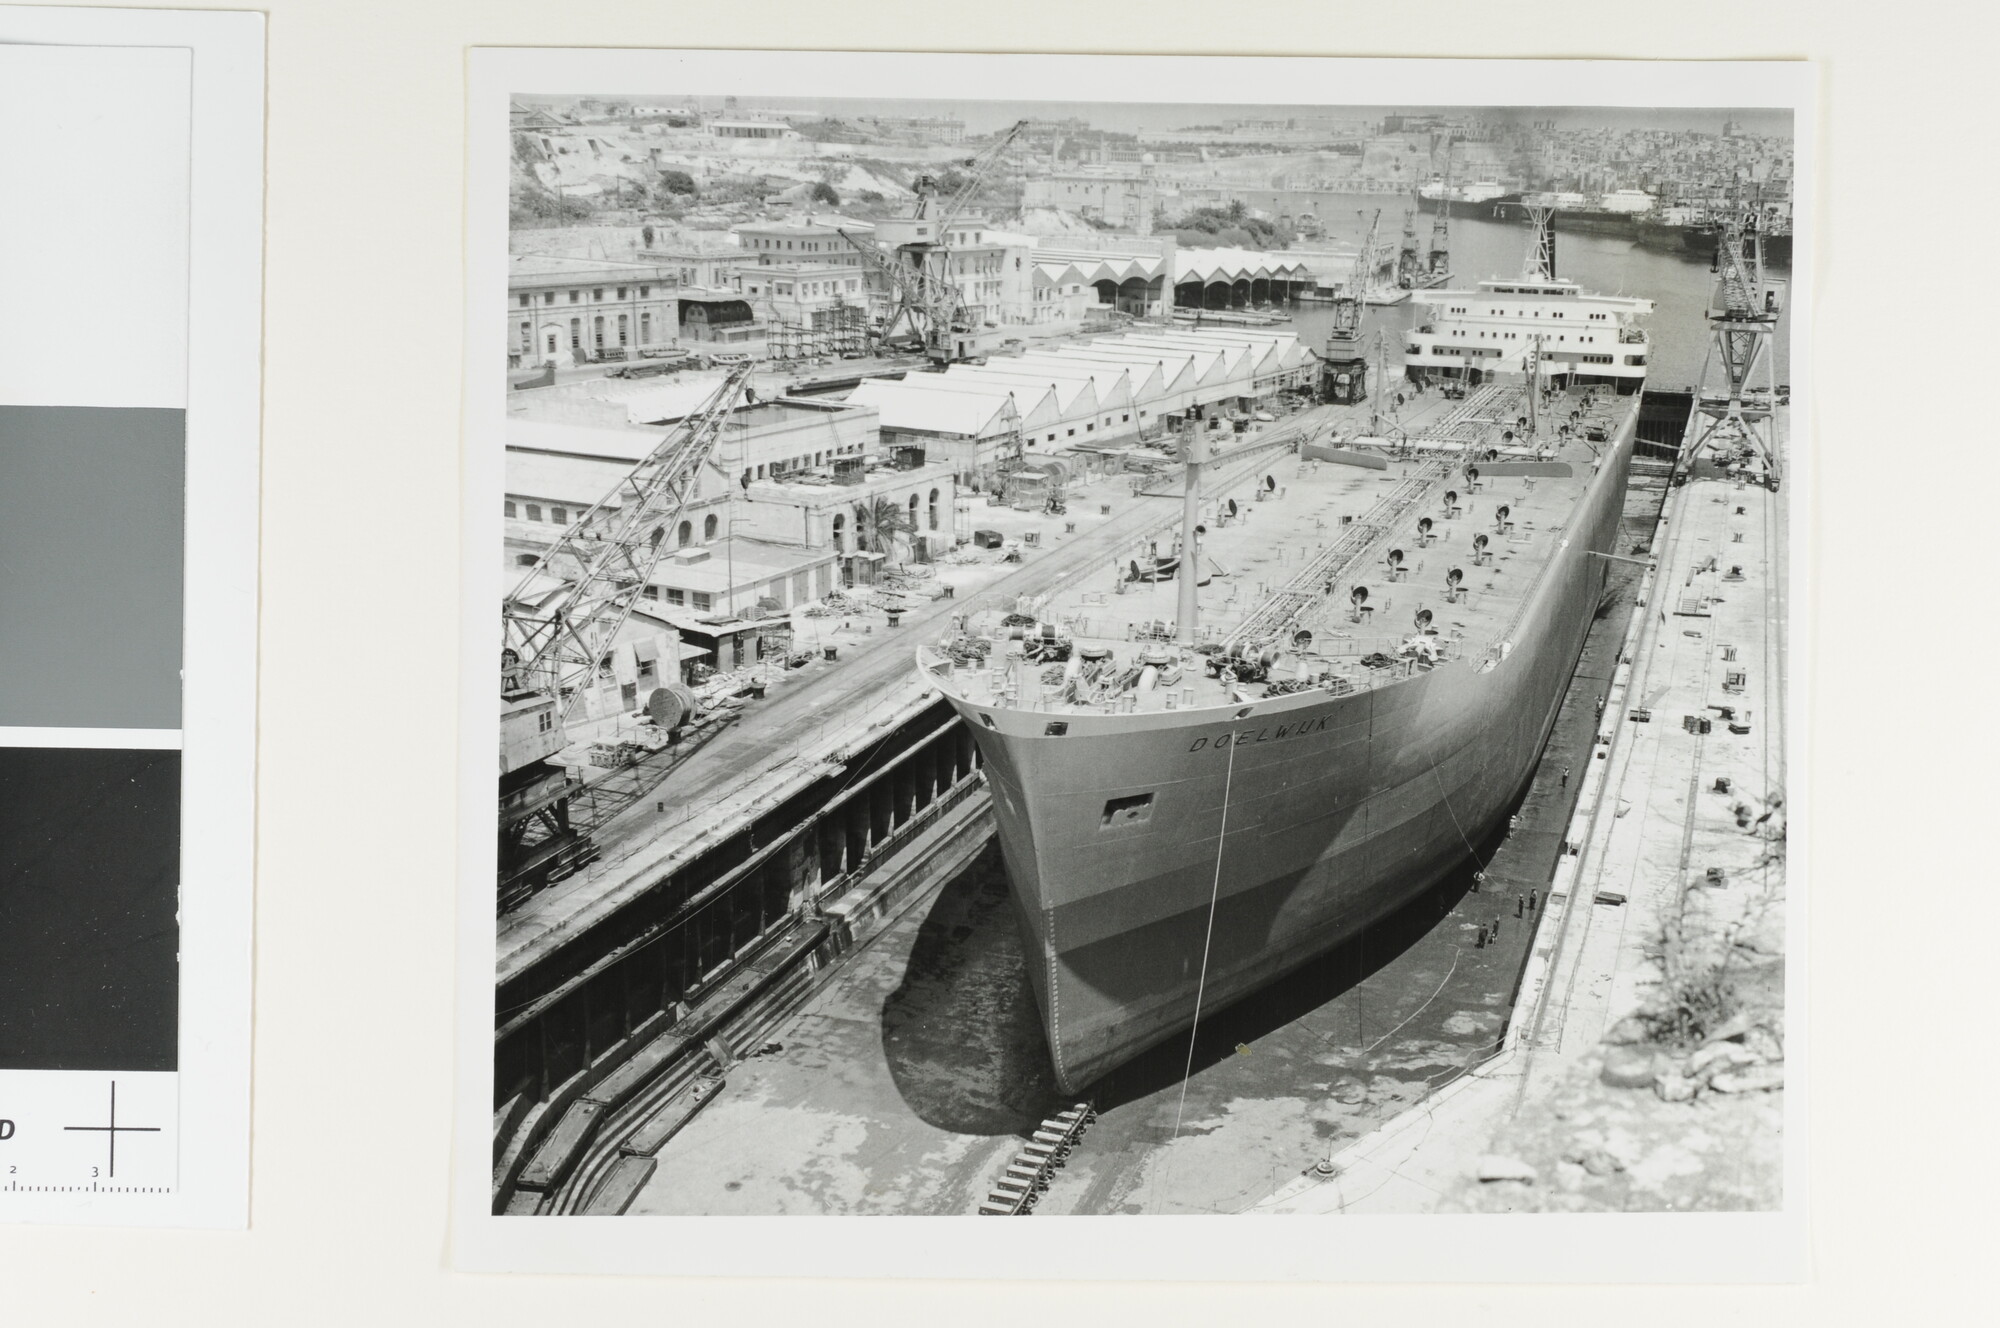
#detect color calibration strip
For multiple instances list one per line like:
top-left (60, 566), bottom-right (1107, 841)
top-left (2, 14), bottom-right (261, 1226)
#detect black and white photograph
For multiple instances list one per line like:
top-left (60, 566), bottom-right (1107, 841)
top-left (462, 48), bottom-right (1810, 1278)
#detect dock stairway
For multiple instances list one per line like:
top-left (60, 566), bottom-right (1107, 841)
top-left (977, 1102), bottom-right (1097, 1215)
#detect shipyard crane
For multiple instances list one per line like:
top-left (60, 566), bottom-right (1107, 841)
top-left (911, 119), bottom-right (1029, 227)
top-left (1426, 134), bottom-right (1454, 278)
top-left (501, 362), bottom-right (757, 748)
top-left (895, 120), bottom-right (1029, 362)
top-left (1685, 190), bottom-right (1784, 488)
top-left (1317, 209), bottom-right (1378, 404)
top-left (837, 222), bottom-right (954, 353)
top-left (1396, 208), bottom-right (1421, 289)
top-left (1355, 208), bottom-right (1383, 311)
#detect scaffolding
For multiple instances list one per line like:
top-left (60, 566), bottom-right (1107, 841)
top-left (764, 301), bottom-right (869, 363)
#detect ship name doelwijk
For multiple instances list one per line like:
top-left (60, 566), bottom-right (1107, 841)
top-left (1187, 717), bottom-right (1333, 752)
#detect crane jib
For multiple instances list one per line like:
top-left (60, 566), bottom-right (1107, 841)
top-left (500, 362), bottom-right (757, 736)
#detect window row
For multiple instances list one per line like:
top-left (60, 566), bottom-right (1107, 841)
top-left (516, 311), bottom-right (659, 353)
top-left (517, 284), bottom-right (653, 308)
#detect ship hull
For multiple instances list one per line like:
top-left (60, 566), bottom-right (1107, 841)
top-left (942, 413), bottom-right (1638, 1092)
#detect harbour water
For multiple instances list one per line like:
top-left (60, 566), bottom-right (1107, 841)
top-left (1258, 194), bottom-right (1791, 388)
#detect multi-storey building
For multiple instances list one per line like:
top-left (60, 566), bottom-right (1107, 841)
top-left (733, 215), bottom-right (878, 268)
top-left (735, 262), bottom-right (868, 328)
top-left (639, 239), bottom-right (743, 290)
top-left (507, 256), bottom-right (679, 367)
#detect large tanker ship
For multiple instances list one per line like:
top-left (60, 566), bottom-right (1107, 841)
top-left (920, 239), bottom-right (1653, 1091)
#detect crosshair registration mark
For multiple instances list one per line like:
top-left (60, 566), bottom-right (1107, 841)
top-left (63, 1082), bottom-right (160, 1179)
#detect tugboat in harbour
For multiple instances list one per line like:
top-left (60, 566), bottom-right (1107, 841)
top-left (919, 212), bottom-right (1655, 1091)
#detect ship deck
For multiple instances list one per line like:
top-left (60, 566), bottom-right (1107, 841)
top-left (927, 382), bottom-right (1638, 718)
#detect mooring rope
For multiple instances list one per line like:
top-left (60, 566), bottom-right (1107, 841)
top-left (1431, 755), bottom-right (1492, 879)
top-left (1169, 729), bottom-right (1239, 1151)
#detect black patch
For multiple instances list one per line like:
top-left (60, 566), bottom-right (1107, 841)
top-left (0, 748), bottom-right (180, 1071)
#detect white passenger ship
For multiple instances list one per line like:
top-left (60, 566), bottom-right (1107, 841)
top-left (1401, 271), bottom-right (1653, 396)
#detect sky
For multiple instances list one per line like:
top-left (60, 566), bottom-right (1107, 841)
top-left (522, 95), bottom-right (1791, 140)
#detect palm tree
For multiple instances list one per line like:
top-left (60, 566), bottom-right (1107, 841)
top-left (859, 495), bottom-right (915, 559)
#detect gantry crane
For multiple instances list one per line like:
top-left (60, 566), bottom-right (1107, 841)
top-left (1319, 209), bottom-right (1379, 404)
top-left (1686, 187), bottom-right (1785, 488)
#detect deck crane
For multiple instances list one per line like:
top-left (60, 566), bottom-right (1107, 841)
top-left (1318, 209), bottom-right (1378, 404)
top-left (1685, 188), bottom-right (1785, 489)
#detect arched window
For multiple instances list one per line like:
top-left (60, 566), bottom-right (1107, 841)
top-left (676, 520), bottom-right (692, 547)
top-left (928, 488), bottom-right (940, 531)
top-left (832, 512), bottom-right (845, 554)
top-left (703, 513), bottom-right (718, 541)
top-left (908, 493), bottom-right (920, 529)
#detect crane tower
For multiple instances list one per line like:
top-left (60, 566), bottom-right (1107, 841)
top-left (497, 364), bottom-right (757, 904)
top-left (1686, 191), bottom-right (1785, 489)
top-left (1318, 209), bottom-right (1378, 405)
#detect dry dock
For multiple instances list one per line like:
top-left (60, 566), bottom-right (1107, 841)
top-left (493, 385), bottom-right (1773, 1219)
top-left (549, 460), bottom-right (1669, 1216)
top-left (494, 385), bottom-right (1497, 1208)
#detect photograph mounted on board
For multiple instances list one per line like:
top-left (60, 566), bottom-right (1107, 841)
top-left (477, 60), bottom-right (1800, 1227)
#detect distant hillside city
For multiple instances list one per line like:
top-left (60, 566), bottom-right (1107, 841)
top-left (507, 98), bottom-right (1791, 374)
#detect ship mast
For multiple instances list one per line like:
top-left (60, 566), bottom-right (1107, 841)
top-left (1523, 202), bottom-right (1556, 280)
top-left (1370, 330), bottom-right (1390, 438)
top-left (1526, 334), bottom-right (1540, 440)
top-left (1177, 425), bottom-right (1207, 648)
